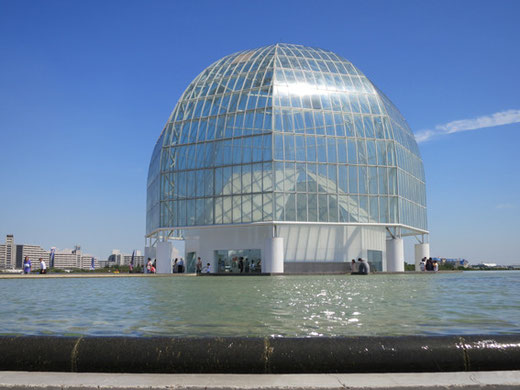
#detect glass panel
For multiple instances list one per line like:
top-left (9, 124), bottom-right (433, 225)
top-left (295, 135), bottom-right (306, 161)
top-left (328, 194), bottom-right (338, 222)
top-left (222, 196), bottom-right (232, 223)
top-left (369, 196), bottom-right (378, 222)
top-left (285, 193), bottom-right (296, 220)
top-left (284, 134), bottom-right (295, 160)
top-left (358, 196), bottom-right (368, 223)
top-left (327, 138), bottom-right (337, 163)
top-left (252, 194), bottom-right (262, 221)
top-left (296, 193), bottom-right (307, 221)
top-left (367, 140), bottom-right (377, 165)
top-left (369, 167), bottom-right (378, 194)
top-left (338, 165), bottom-right (348, 193)
top-left (308, 193), bottom-right (317, 221)
top-left (232, 195), bottom-right (241, 223)
top-left (316, 137), bottom-right (326, 162)
top-left (262, 193), bottom-right (272, 221)
top-left (358, 166), bottom-right (367, 194)
top-left (306, 136), bottom-right (316, 161)
top-left (242, 195), bottom-right (252, 222)
top-left (285, 162), bottom-right (297, 192)
top-left (275, 193), bottom-right (284, 220)
top-left (232, 166), bottom-right (241, 194)
top-left (275, 162), bottom-right (284, 192)
top-left (318, 194), bottom-right (328, 222)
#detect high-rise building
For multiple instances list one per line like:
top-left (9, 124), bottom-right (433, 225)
top-left (150, 44), bottom-right (429, 273)
top-left (0, 235), bottom-right (16, 269)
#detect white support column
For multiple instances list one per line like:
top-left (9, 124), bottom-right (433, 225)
top-left (156, 241), bottom-right (173, 274)
top-left (414, 243), bottom-right (430, 271)
top-left (386, 238), bottom-right (404, 272)
top-left (264, 237), bottom-right (284, 273)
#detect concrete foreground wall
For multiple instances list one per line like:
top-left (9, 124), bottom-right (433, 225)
top-left (1, 335), bottom-right (519, 374)
top-left (1, 371), bottom-right (520, 390)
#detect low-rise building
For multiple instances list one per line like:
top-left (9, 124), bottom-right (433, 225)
top-left (105, 250), bottom-right (144, 268)
top-left (437, 257), bottom-right (470, 268)
top-left (1, 235), bottom-right (99, 271)
top-left (16, 244), bottom-right (49, 269)
top-left (54, 246), bottom-right (100, 270)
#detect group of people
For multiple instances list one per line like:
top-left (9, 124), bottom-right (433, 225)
top-left (420, 257), bottom-right (439, 272)
top-left (350, 258), bottom-right (370, 275)
top-left (196, 257), bottom-right (211, 274)
top-left (144, 257), bottom-right (211, 274)
top-left (145, 258), bottom-right (156, 274)
top-left (22, 256), bottom-right (47, 274)
top-left (217, 256), bottom-right (261, 273)
top-left (172, 258), bottom-right (185, 273)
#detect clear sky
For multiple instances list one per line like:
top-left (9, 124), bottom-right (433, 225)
top-left (1, 0), bottom-right (519, 264)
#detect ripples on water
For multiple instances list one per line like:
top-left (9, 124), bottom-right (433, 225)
top-left (1, 272), bottom-right (519, 337)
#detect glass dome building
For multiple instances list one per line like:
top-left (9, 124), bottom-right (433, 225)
top-left (146, 43), bottom-right (429, 273)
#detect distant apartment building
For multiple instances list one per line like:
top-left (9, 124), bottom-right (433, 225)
top-left (0, 235), bottom-right (16, 269)
top-left (16, 244), bottom-right (49, 269)
top-left (53, 246), bottom-right (100, 270)
top-left (0, 235), bottom-right (99, 270)
top-left (102, 249), bottom-right (144, 268)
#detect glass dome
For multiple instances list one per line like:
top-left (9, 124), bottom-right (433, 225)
top-left (147, 43), bottom-right (427, 237)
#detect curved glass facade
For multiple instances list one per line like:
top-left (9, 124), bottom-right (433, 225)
top-left (147, 44), bottom-right (427, 236)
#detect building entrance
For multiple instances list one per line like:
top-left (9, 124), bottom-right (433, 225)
top-left (367, 250), bottom-right (383, 272)
top-left (186, 252), bottom-right (196, 273)
top-left (215, 249), bottom-right (262, 273)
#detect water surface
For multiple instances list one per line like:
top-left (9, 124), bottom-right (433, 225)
top-left (1, 271), bottom-right (519, 337)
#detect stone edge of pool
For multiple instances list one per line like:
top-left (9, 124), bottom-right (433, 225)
top-left (0, 335), bottom-right (519, 374)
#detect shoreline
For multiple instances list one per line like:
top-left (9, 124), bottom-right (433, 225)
top-left (0, 270), bottom-right (466, 279)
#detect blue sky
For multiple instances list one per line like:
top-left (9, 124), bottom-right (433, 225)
top-left (1, 0), bottom-right (519, 264)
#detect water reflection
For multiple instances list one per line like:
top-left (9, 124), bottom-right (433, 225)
top-left (0, 272), bottom-right (519, 337)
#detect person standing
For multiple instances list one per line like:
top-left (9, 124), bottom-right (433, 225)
top-left (178, 258), bottom-right (184, 273)
top-left (433, 260), bottom-right (439, 272)
top-left (146, 258), bottom-right (152, 274)
top-left (351, 259), bottom-right (357, 273)
top-left (23, 257), bottom-right (31, 274)
top-left (196, 257), bottom-right (202, 274)
top-left (238, 257), bottom-right (244, 273)
top-left (39, 258), bottom-right (47, 274)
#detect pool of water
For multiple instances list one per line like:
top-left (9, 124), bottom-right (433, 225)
top-left (1, 271), bottom-right (519, 337)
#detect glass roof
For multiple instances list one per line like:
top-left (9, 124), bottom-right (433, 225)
top-left (147, 44), bottom-right (427, 236)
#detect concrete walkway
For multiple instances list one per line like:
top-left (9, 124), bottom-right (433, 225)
top-left (0, 371), bottom-right (519, 389)
top-left (0, 271), bottom-right (462, 279)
